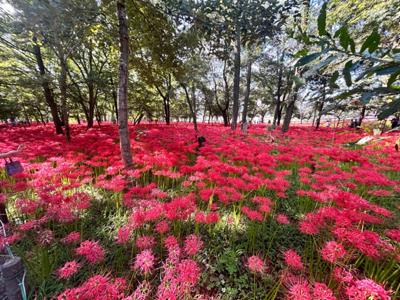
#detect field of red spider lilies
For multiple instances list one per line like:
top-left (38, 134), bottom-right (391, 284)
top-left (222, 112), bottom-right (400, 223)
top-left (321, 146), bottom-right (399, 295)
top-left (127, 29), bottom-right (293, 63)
top-left (0, 123), bottom-right (399, 299)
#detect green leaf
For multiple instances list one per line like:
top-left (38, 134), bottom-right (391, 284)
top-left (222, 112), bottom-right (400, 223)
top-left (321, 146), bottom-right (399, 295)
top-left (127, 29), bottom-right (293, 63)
top-left (295, 52), bottom-right (321, 67)
top-left (378, 97), bottom-right (400, 119)
top-left (333, 26), bottom-right (356, 53)
top-left (330, 70), bottom-right (339, 88)
top-left (294, 49), bottom-right (308, 58)
top-left (361, 92), bottom-right (373, 104)
top-left (334, 27), bottom-right (342, 38)
top-left (387, 71), bottom-right (400, 87)
top-left (343, 60), bottom-right (353, 87)
top-left (375, 65), bottom-right (400, 76)
top-left (336, 87), bottom-right (364, 100)
top-left (349, 39), bottom-right (356, 53)
top-left (356, 63), bottom-right (400, 81)
top-left (317, 2), bottom-right (327, 36)
top-left (360, 30), bottom-right (380, 54)
top-left (339, 27), bottom-right (351, 51)
top-left (313, 55), bottom-right (337, 71)
top-left (293, 75), bottom-right (304, 87)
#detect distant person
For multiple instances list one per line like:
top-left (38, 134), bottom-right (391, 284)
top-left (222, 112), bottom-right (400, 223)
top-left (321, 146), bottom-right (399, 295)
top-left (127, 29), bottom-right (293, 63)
top-left (0, 145), bottom-right (23, 160)
top-left (326, 119), bottom-right (331, 128)
top-left (0, 145), bottom-right (24, 224)
top-left (391, 116), bottom-right (399, 129)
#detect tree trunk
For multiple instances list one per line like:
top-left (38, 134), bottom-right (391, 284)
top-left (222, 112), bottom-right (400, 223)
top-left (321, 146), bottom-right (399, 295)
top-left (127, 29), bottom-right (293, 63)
top-left (35, 105), bottom-right (46, 125)
top-left (215, 73), bottom-right (230, 127)
top-left (134, 113), bottom-right (144, 125)
top-left (95, 106), bottom-right (102, 125)
top-left (315, 101), bottom-right (324, 129)
top-left (311, 103), bottom-right (317, 126)
top-left (110, 77), bottom-right (119, 122)
top-left (231, 5), bottom-right (241, 130)
top-left (273, 66), bottom-right (283, 126)
top-left (117, 0), bottom-right (133, 168)
top-left (282, 86), bottom-right (298, 133)
top-left (87, 46), bottom-right (96, 129)
top-left (163, 97), bottom-right (171, 125)
top-left (181, 83), bottom-right (198, 132)
top-left (359, 105), bottom-right (366, 126)
top-left (315, 80), bottom-right (327, 129)
top-left (59, 54), bottom-right (70, 142)
top-left (156, 77), bottom-right (172, 125)
top-left (241, 59), bottom-right (252, 132)
top-left (87, 84), bottom-right (95, 128)
top-left (32, 37), bottom-right (63, 134)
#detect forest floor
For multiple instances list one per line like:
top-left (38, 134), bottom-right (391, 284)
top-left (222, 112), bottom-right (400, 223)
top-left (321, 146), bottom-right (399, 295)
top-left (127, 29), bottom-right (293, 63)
top-left (0, 123), bottom-right (399, 299)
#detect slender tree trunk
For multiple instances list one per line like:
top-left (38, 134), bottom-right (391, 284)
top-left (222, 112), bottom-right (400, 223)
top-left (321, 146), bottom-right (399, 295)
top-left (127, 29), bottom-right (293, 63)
top-left (117, 0), bottom-right (133, 168)
top-left (113, 89), bottom-right (118, 122)
top-left (110, 77), bottom-right (119, 122)
top-left (274, 71), bottom-right (282, 125)
top-left (59, 54), bottom-right (70, 142)
top-left (311, 103), bottom-right (317, 126)
top-left (241, 59), bottom-right (252, 132)
top-left (191, 84), bottom-right (198, 132)
top-left (359, 105), bottom-right (366, 126)
top-left (95, 106), bottom-right (102, 125)
top-left (163, 97), bottom-right (171, 125)
top-left (87, 46), bottom-right (96, 128)
top-left (315, 101), bottom-right (324, 129)
top-left (273, 66), bottom-right (283, 126)
top-left (32, 37), bottom-right (63, 134)
top-left (181, 83), bottom-right (198, 132)
top-left (282, 80), bottom-right (298, 133)
top-left (277, 107), bottom-right (283, 126)
top-left (315, 81), bottom-right (327, 129)
top-left (231, 5), bottom-right (241, 130)
top-left (87, 85), bottom-right (95, 128)
top-left (216, 72), bottom-right (230, 127)
top-left (35, 106), bottom-right (46, 125)
top-left (156, 79), bottom-right (171, 125)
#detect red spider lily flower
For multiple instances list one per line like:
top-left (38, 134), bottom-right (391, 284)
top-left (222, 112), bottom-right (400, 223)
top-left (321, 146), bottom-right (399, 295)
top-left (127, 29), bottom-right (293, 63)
top-left (57, 261), bottom-right (81, 279)
top-left (164, 235), bottom-right (179, 250)
top-left (276, 213), bottom-right (290, 224)
top-left (184, 234), bottom-right (203, 256)
top-left (177, 259), bottom-right (200, 286)
top-left (284, 249), bottom-right (304, 271)
top-left (133, 249), bottom-right (155, 274)
top-left (37, 229), bottom-right (54, 246)
top-left (61, 231), bottom-right (81, 244)
top-left (286, 281), bottom-right (312, 300)
top-left (333, 266), bottom-right (354, 284)
top-left (312, 282), bottom-right (336, 300)
top-left (76, 240), bottom-right (105, 264)
top-left (345, 279), bottom-right (392, 300)
top-left (130, 280), bottom-right (151, 300)
top-left (321, 241), bottom-right (347, 263)
top-left (135, 235), bottom-right (156, 250)
top-left (155, 220), bottom-right (170, 234)
top-left (241, 206), bottom-right (263, 222)
top-left (116, 226), bottom-right (131, 244)
top-left (247, 255), bottom-right (265, 274)
top-left (385, 228), bottom-right (400, 242)
top-left (57, 275), bottom-right (126, 299)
